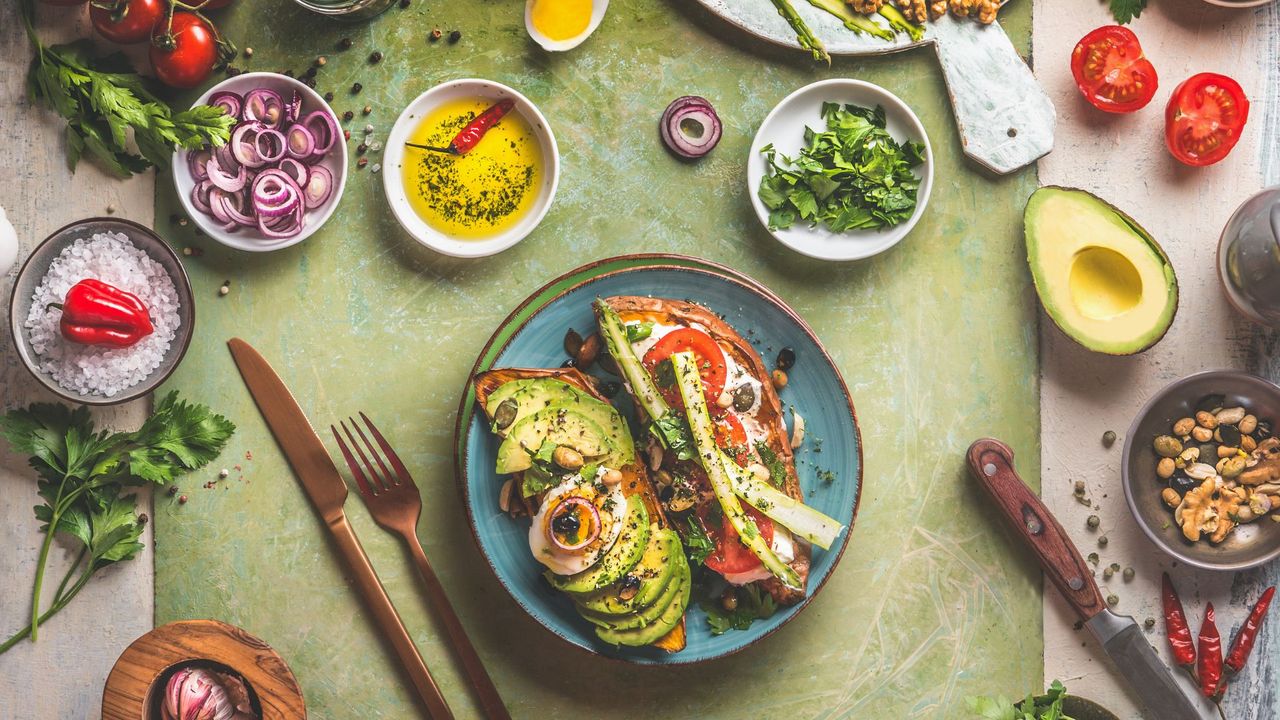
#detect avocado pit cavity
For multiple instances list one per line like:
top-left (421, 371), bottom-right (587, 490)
top-left (1069, 245), bottom-right (1143, 320)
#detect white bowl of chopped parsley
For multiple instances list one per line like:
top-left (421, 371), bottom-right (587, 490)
top-left (748, 78), bottom-right (933, 261)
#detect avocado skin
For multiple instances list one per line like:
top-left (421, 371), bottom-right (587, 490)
top-left (546, 495), bottom-right (650, 594)
top-left (593, 549), bottom-right (692, 647)
top-left (1024, 185), bottom-right (1178, 356)
top-left (572, 528), bottom-right (680, 615)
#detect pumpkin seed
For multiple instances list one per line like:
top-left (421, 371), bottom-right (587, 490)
top-left (732, 384), bottom-right (756, 413)
top-left (494, 398), bottom-right (518, 430)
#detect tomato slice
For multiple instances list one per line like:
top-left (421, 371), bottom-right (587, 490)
top-left (699, 503), bottom-right (773, 576)
top-left (1070, 26), bottom-right (1158, 114)
top-left (1165, 73), bottom-right (1250, 167)
top-left (642, 328), bottom-right (727, 410)
top-left (714, 413), bottom-right (750, 466)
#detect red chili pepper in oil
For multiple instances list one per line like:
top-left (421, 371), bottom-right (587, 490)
top-left (51, 279), bottom-right (154, 348)
top-left (1225, 585), bottom-right (1275, 674)
top-left (447, 98), bottom-right (514, 155)
top-left (1162, 572), bottom-right (1196, 669)
top-left (1197, 602), bottom-right (1223, 699)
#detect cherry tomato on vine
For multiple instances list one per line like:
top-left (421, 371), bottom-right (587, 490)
top-left (149, 11), bottom-right (218, 89)
top-left (90, 0), bottom-right (166, 44)
top-left (1070, 26), bottom-right (1158, 114)
top-left (1165, 72), bottom-right (1250, 167)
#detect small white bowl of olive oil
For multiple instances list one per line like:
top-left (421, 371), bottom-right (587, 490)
top-left (384, 79), bottom-right (560, 258)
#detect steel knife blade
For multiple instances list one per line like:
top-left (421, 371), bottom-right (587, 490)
top-left (1086, 609), bottom-right (1219, 720)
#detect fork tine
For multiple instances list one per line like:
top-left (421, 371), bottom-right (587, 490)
top-left (331, 424), bottom-right (375, 497)
top-left (350, 416), bottom-right (397, 487)
top-left (360, 412), bottom-right (412, 486)
top-left (342, 419), bottom-right (387, 493)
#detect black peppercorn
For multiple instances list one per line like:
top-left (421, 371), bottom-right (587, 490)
top-left (304, 66), bottom-right (317, 78)
top-left (300, 76), bottom-right (316, 88)
top-left (342, 110), bottom-right (354, 121)
top-left (357, 142), bottom-right (368, 154)
top-left (351, 82), bottom-right (363, 94)
top-left (338, 37), bottom-right (353, 50)
top-left (324, 91), bottom-right (334, 102)
top-left (369, 50), bottom-right (383, 63)
top-left (399, 0), bottom-right (410, 7)
top-left (448, 30), bottom-right (462, 43)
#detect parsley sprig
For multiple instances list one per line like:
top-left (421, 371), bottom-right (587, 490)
top-left (966, 680), bottom-right (1073, 720)
top-left (1108, 0), bottom-right (1147, 24)
top-left (700, 583), bottom-right (778, 635)
top-left (20, 0), bottom-right (233, 177)
top-left (0, 392), bottom-right (235, 655)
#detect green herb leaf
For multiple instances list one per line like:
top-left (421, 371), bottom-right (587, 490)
top-left (624, 321), bottom-right (655, 343)
top-left (754, 441), bottom-right (788, 487)
top-left (700, 584), bottom-right (778, 635)
top-left (682, 516), bottom-right (714, 567)
top-left (126, 391), bottom-right (237, 484)
top-left (651, 410), bottom-right (696, 461)
top-left (1108, 0), bottom-right (1147, 24)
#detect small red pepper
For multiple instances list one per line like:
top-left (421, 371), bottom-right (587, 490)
top-left (1197, 602), bottom-right (1223, 699)
top-left (52, 279), bottom-right (154, 348)
top-left (448, 98), bottom-right (514, 155)
top-left (1162, 572), bottom-right (1196, 669)
top-left (1225, 585), bottom-right (1275, 674)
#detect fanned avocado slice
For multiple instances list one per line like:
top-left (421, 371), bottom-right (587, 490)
top-left (595, 552), bottom-right (691, 647)
top-left (577, 568), bottom-right (684, 631)
top-left (571, 528), bottom-right (680, 615)
top-left (496, 405), bottom-right (614, 474)
top-left (545, 497), bottom-right (649, 594)
top-left (485, 379), bottom-right (590, 436)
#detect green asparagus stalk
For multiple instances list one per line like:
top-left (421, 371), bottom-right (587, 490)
top-left (769, 0), bottom-right (831, 64)
top-left (805, 0), bottom-right (895, 41)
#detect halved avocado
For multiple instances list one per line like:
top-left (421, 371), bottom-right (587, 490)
top-left (578, 569), bottom-right (684, 631)
top-left (495, 404), bottom-right (614, 474)
top-left (595, 553), bottom-right (691, 647)
top-left (1025, 186), bottom-right (1178, 355)
top-left (571, 528), bottom-right (680, 615)
top-left (485, 379), bottom-right (590, 437)
top-left (546, 496), bottom-right (649, 594)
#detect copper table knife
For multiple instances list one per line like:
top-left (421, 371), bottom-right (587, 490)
top-left (228, 338), bottom-right (454, 720)
top-left (967, 439), bottom-right (1219, 720)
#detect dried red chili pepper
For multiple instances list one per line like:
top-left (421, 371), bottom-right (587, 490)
top-left (1162, 572), bottom-right (1196, 669)
top-left (51, 279), bottom-right (154, 348)
top-left (405, 98), bottom-right (515, 156)
top-left (1225, 585), bottom-right (1275, 674)
top-left (1198, 602), bottom-right (1223, 698)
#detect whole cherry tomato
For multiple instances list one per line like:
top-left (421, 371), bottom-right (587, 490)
top-left (1070, 26), bottom-right (1158, 114)
top-left (1165, 72), bottom-right (1249, 167)
top-left (149, 12), bottom-right (218, 89)
top-left (90, 0), bottom-right (166, 44)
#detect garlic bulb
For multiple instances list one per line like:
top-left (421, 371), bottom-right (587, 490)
top-left (163, 666), bottom-right (258, 720)
top-left (0, 206), bottom-right (17, 276)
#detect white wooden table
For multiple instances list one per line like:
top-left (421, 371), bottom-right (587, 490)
top-left (3, 1), bottom-right (1280, 718)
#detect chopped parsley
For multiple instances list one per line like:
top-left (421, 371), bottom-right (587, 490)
top-left (682, 516), bottom-right (714, 567)
top-left (701, 584), bottom-right (778, 636)
top-left (755, 442), bottom-right (788, 487)
top-left (817, 468), bottom-right (836, 484)
top-left (651, 410), bottom-right (696, 461)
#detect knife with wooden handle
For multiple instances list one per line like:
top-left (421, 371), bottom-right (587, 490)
top-left (966, 438), bottom-right (1218, 720)
top-left (228, 338), bottom-right (454, 720)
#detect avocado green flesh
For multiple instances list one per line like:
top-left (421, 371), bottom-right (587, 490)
top-left (1024, 186), bottom-right (1178, 356)
top-left (571, 528), bottom-right (680, 614)
top-left (594, 552), bottom-right (691, 647)
top-left (495, 405), bottom-right (614, 474)
top-left (546, 495), bottom-right (649, 594)
top-left (486, 379), bottom-right (590, 437)
top-left (578, 568), bottom-right (684, 631)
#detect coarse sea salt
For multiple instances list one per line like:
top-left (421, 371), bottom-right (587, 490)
top-left (25, 231), bottom-right (181, 398)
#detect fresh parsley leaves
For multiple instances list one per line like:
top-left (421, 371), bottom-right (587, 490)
top-left (965, 680), bottom-right (1071, 720)
top-left (701, 584), bottom-right (778, 635)
top-left (758, 102), bottom-right (924, 233)
top-left (651, 410), bottom-right (696, 461)
top-left (1108, 0), bottom-right (1147, 24)
top-left (20, 0), bottom-right (233, 177)
top-left (754, 442), bottom-right (787, 487)
top-left (0, 391), bottom-right (235, 655)
top-left (682, 516), bottom-right (714, 567)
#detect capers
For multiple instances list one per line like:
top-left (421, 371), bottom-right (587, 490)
top-left (1122, 567), bottom-right (1135, 581)
top-left (1153, 435), bottom-right (1183, 458)
top-left (1103, 565), bottom-right (1115, 580)
top-left (1073, 480), bottom-right (1086, 496)
top-left (617, 574), bottom-right (641, 601)
top-left (493, 398), bottom-right (519, 430)
top-left (1144, 617), bottom-right (1156, 629)
top-left (732, 384), bottom-right (756, 413)
top-left (552, 445), bottom-right (584, 471)
top-left (1098, 535), bottom-right (1109, 547)
top-left (776, 347), bottom-right (796, 370)
top-left (1106, 593), bottom-right (1118, 606)
top-left (1087, 515), bottom-right (1100, 529)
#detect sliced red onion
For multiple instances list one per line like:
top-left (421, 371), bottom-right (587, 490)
top-left (213, 142), bottom-right (240, 174)
top-left (190, 180), bottom-right (213, 214)
top-left (231, 123), bottom-right (268, 168)
top-left (208, 91), bottom-right (242, 118)
top-left (257, 205), bottom-right (303, 239)
top-left (278, 158), bottom-right (309, 187)
top-left (285, 90), bottom-right (302, 123)
top-left (303, 165), bottom-right (333, 208)
top-left (285, 124), bottom-right (315, 159)
top-left (187, 148), bottom-right (212, 181)
top-left (255, 129), bottom-right (287, 164)
top-left (252, 170), bottom-right (302, 218)
top-left (211, 189), bottom-right (256, 226)
top-left (206, 154), bottom-right (247, 193)
top-left (242, 88), bottom-right (285, 128)
top-left (300, 110), bottom-right (337, 159)
top-left (659, 96), bottom-right (722, 160)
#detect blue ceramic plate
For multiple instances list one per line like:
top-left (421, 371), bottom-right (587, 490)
top-left (453, 254), bottom-right (862, 664)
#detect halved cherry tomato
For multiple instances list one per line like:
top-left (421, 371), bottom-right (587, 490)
top-left (715, 413), bottom-right (750, 466)
top-left (642, 328), bottom-right (727, 410)
top-left (91, 0), bottom-right (166, 45)
top-left (1165, 73), bottom-right (1249, 167)
top-left (699, 503), bottom-right (773, 576)
top-left (1070, 26), bottom-right (1158, 114)
top-left (149, 11), bottom-right (218, 90)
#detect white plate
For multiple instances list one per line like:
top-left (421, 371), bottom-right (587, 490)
top-left (383, 79), bottom-right (560, 258)
top-left (172, 72), bottom-right (348, 253)
top-left (747, 79), bottom-right (933, 262)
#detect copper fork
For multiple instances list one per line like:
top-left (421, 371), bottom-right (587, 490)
top-left (332, 413), bottom-right (511, 720)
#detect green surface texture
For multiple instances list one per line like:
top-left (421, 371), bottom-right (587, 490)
top-left (155, 1), bottom-right (1043, 717)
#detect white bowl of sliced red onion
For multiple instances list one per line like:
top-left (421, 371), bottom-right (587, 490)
top-left (173, 72), bottom-right (347, 252)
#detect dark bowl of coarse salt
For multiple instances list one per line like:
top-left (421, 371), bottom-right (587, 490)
top-left (8, 217), bottom-right (195, 406)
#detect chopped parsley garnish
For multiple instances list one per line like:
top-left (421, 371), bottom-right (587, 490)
top-left (755, 441), bottom-right (788, 487)
top-left (651, 410), bottom-right (696, 461)
top-left (816, 468), bottom-right (837, 484)
top-left (701, 584), bottom-right (778, 636)
top-left (682, 516), bottom-right (714, 567)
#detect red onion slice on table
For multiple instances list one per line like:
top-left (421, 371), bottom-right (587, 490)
top-left (659, 96), bottom-right (722, 160)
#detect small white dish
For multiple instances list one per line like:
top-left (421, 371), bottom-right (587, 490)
top-left (172, 72), bottom-right (348, 253)
top-left (524, 0), bottom-right (609, 51)
top-left (383, 79), bottom-right (560, 258)
top-left (747, 78), bottom-right (933, 262)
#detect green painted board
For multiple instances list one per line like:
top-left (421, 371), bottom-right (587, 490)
top-left (155, 1), bottom-right (1042, 717)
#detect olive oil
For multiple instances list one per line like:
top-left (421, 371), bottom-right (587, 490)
top-left (402, 98), bottom-right (542, 239)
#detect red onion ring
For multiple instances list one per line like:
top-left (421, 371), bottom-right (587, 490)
top-left (659, 96), bottom-right (722, 160)
top-left (545, 496), bottom-right (601, 552)
top-left (242, 88), bottom-right (285, 128)
top-left (285, 90), bottom-right (302, 124)
top-left (208, 91), bottom-right (242, 118)
top-left (187, 148), bottom-right (211, 181)
top-left (190, 180), bottom-right (213, 215)
top-left (206, 154), bottom-right (247, 192)
top-left (255, 129), bottom-right (287, 164)
top-left (303, 165), bottom-right (333, 208)
top-left (300, 110), bottom-right (337, 159)
top-left (278, 158), bottom-right (309, 187)
top-left (285, 124), bottom-right (315, 159)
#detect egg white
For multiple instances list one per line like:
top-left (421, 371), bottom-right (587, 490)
top-left (524, 0), bottom-right (610, 52)
top-left (530, 474), bottom-right (628, 575)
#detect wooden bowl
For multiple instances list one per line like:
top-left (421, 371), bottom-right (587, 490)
top-left (102, 619), bottom-right (305, 719)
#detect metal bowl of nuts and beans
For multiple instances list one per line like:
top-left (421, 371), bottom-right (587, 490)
top-left (1122, 370), bottom-right (1280, 571)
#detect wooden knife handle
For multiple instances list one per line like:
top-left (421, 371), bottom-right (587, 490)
top-left (328, 514), bottom-right (455, 720)
top-left (966, 438), bottom-right (1106, 622)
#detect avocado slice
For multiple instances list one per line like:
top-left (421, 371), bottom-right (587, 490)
top-left (1025, 186), bottom-right (1178, 355)
top-left (546, 496), bottom-right (649, 594)
top-left (594, 552), bottom-right (691, 647)
top-left (485, 379), bottom-right (590, 437)
top-left (495, 404), bottom-right (615, 474)
top-left (577, 567), bottom-right (684, 631)
top-left (571, 528), bottom-right (681, 615)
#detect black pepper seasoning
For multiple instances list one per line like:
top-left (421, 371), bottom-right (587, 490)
top-left (448, 30), bottom-right (462, 43)
top-left (324, 91), bottom-right (335, 102)
top-left (342, 110), bottom-right (354, 121)
top-left (369, 50), bottom-right (383, 63)
top-left (357, 142), bottom-right (368, 154)
top-left (399, 0), bottom-right (410, 7)
top-left (351, 82), bottom-right (363, 94)
top-left (338, 37), bottom-right (353, 50)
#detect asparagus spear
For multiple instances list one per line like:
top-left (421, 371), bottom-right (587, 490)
top-left (805, 0), bottom-right (895, 41)
top-left (769, 0), bottom-right (831, 64)
top-left (877, 3), bottom-right (925, 42)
